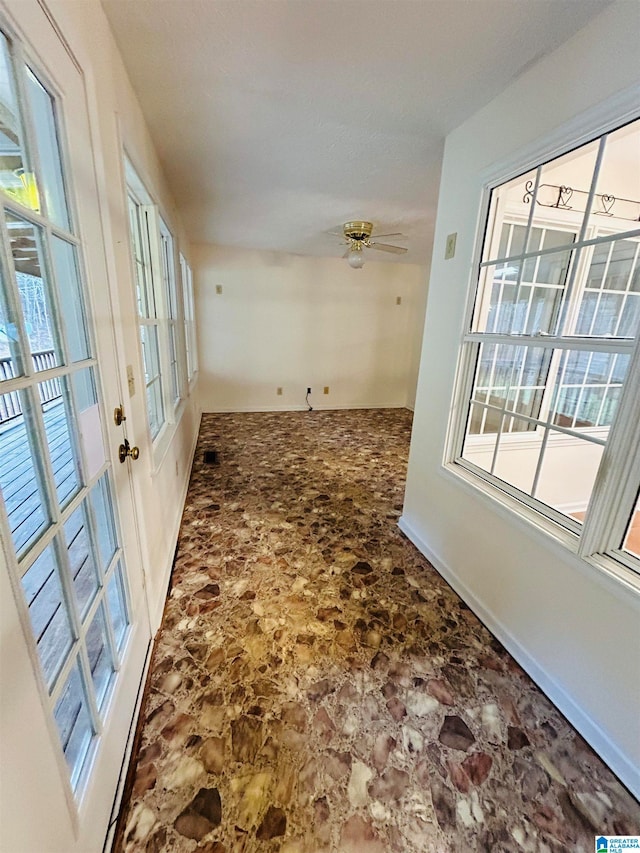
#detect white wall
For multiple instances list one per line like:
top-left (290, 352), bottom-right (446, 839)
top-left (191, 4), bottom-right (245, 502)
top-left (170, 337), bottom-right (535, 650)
top-left (402, 0), bottom-right (640, 798)
top-left (193, 244), bottom-right (427, 412)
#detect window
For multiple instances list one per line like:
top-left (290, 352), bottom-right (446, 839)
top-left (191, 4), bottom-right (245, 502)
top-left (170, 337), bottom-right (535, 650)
top-left (0, 29), bottom-right (130, 791)
top-left (451, 117), bottom-right (640, 576)
top-left (126, 176), bottom-right (165, 440)
top-left (159, 217), bottom-right (182, 408)
top-left (180, 252), bottom-right (197, 381)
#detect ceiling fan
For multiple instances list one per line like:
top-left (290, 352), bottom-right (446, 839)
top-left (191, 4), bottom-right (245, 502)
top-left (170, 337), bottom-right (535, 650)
top-left (329, 221), bottom-right (408, 268)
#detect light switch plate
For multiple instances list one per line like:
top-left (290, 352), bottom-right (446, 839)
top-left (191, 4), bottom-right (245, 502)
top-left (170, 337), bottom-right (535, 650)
top-left (216, 284), bottom-right (223, 294)
top-left (126, 364), bottom-right (135, 397)
top-left (445, 232), bottom-right (457, 260)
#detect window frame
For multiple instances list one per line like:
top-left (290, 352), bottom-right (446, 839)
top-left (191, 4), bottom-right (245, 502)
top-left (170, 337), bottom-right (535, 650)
top-left (179, 251), bottom-right (197, 384)
top-left (445, 107), bottom-right (640, 587)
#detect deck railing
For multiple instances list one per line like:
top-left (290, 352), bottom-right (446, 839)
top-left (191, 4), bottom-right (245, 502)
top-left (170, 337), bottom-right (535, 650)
top-left (0, 350), bottom-right (62, 423)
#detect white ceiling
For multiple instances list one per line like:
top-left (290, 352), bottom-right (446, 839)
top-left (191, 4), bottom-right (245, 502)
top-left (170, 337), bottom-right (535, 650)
top-left (101, 0), bottom-right (609, 265)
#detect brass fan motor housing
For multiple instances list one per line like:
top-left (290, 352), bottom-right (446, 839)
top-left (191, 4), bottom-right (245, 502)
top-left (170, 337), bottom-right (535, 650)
top-left (343, 221), bottom-right (373, 242)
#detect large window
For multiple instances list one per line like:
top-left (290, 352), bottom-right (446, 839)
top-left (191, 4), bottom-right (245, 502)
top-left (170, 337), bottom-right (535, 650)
top-left (125, 163), bottom-right (190, 443)
top-left (451, 117), bottom-right (640, 574)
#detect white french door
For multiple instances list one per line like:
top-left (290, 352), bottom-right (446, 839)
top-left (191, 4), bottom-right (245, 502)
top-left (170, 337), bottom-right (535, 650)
top-left (0, 3), bottom-right (151, 852)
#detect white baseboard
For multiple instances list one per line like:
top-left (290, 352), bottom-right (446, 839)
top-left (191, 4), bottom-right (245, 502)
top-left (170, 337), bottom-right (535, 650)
top-left (204, 403), bottom-right (408, 413)
top-left (397, 514), bottom-right (640, 800)
top-left (149, 409), bottom-right (202, 633)
top-left (102, 637), bottom-right (153, 853)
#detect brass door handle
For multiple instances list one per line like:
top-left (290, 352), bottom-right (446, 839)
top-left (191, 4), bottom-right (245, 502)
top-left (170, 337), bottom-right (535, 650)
top-left (118, 438), bottom-right (140, 463)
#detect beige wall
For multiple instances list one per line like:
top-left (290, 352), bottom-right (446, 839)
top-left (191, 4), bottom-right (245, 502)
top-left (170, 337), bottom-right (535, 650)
top-left (193, 244), bottom-right (428, 413)
top-left (402, 0), bottom-right (640, 797)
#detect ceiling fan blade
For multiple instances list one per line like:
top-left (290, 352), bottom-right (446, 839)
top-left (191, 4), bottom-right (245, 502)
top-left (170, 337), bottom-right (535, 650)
top-left (370, 232), bottom-right (404, 239)
top-left (369, 242), bottom-right (408, 254)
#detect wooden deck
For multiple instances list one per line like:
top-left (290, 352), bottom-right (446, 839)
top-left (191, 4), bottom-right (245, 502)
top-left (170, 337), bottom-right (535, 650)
top-left (1, 397), bottom-right (110, 716)
top-left (0, 398), bottom-right (78, 555)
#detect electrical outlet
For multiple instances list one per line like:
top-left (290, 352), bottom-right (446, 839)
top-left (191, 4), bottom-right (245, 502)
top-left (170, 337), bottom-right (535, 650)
top-left (307, 387), bottom-right (312, 395)
top-left (445, 232), bottom-right (457, 260)
top-left (277, 387), bottom-right (283, 396)
top-left (396, 296), bottom-right (402, 305)
top-left (215, 284), bottom-right (223, 294)
top-left (323, 386), bottom-right (329, 395)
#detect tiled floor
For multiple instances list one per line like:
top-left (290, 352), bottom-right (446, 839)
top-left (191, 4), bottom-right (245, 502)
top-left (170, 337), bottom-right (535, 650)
top-left (115, 409), bottom-right (639, 853)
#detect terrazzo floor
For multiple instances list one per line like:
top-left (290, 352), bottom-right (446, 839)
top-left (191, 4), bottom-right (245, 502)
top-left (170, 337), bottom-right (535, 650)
top-left (114, 409), bottom-right (640, 853)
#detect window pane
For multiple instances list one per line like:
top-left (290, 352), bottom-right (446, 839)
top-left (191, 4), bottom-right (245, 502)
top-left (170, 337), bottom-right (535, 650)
top-left (25, 68), bottom-right (69, 230)
top-left (577, 240), bottom-right (639, 338)
top-left (468, 344), bottom-right (549, 435)
top-left (64, 503), bottom-right (99, 620)
top-left (21, 542), bottom-right (73, 691)
top-left (90, 472), bottom-right (117, 571)
top-left (622, 492), bottom-right (640, 559)
top-left (128, 198), bottom-right (155, 318)
top-left (50, 237), bottom-right (89, 361)
top-left (107, 562), bottom-right (128, 652)
top-left (552, 351), bottom-right (629, 429)
top-left (54, 660), bottom-right (94, 789)
top-left (0, 389), bottom-right (49, 555)
top-left (86, 603), bottom-right (115, 710)
top-left (587, 120), bottom-right (640, 234)
top-left (534, 431), bottom-right (605, 518)
top-left (141, 323), bottom-right (164, 438)
top-left (39, 378), bottom-right (81, 508)
top-left (6, 212), bottom-right (62, 370)
top-left (0, 33), bottom-right (38, 212)
top-left (0, 258), bottom-right (24, 380)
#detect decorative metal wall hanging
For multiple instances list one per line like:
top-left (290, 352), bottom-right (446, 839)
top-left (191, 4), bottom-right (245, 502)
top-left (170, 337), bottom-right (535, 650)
top-left (523, 182), bottom-right (640, 222)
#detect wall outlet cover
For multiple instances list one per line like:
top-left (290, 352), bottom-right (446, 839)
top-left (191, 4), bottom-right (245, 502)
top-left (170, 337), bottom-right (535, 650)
top-left (323, 386), bottom-right (329, 394)
top-left (215, 284), bottom-right (223, 294)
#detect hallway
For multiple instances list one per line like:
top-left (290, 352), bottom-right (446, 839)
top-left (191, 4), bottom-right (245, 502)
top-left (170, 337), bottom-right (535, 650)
top-left (116, 409), bottom-right (639, 852)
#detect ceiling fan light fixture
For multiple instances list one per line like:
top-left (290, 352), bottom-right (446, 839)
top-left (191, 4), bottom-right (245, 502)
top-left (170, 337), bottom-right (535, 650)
top-left (347, 244), bottom-right (365, 269)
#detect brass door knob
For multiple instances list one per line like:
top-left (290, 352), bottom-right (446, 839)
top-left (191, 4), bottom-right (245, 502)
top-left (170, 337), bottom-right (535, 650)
top-left (118, 438), bottom-right (140, 463)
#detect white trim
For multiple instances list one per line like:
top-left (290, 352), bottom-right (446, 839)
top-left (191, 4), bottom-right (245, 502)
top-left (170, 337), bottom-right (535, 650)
top-left (202, 403), bottom-right (410, 414)
top-left (397, 514), bottom-right (640, 800)
top-left (148, 408), bottom-right (202, 633)
top-left (101, 636), bottom-right (152, 853)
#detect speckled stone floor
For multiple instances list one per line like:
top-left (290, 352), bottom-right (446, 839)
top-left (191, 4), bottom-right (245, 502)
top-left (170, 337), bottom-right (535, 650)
top-left (115, 409), bottom-right (639, 853)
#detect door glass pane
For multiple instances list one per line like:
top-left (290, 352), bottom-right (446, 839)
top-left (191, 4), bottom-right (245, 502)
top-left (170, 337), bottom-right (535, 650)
top-left (54, 660), bottom-right (94, 790)
top-left (39, 378), bottom-right (81, 508)
top-left (0, 33), bottom-right (38, 212)
top-left (107, 561), bottom-right (128, 652)
top-left (0, 265), bottom-right (23, 380)
top-left (91, 472), bottom-right (117, 571)
top-left (72, 366), bottom-right (105, 479)
top-left (622, 492), bottom-right (640, 559)
top-left (86, 603), bottom-right (115, 710)
top-left (21, 542), bottom-right (73, 691)
top-left (6, 212), bottom-right (61, 369)
top-left (0, 389), bottom-right (49, 555)
top-left (64, 503), bottom-right (99, 620)
top-left (50, 236), bottom-right (89, 361)
top-left (25, 67), bottom-right (69, 230)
